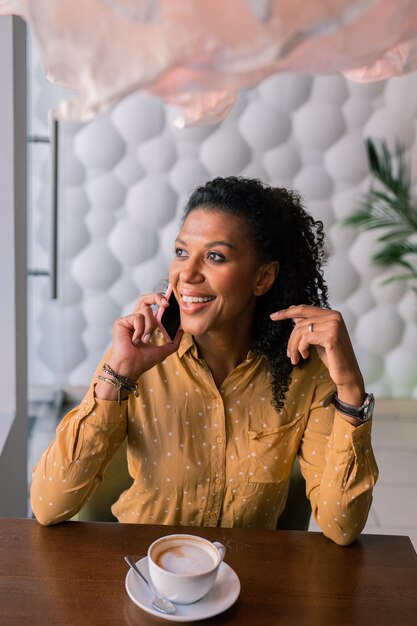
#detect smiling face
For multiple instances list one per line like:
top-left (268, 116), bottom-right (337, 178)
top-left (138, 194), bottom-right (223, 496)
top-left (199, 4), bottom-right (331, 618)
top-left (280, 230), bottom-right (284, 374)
top-left (169, 208), bottom-right (277, 342)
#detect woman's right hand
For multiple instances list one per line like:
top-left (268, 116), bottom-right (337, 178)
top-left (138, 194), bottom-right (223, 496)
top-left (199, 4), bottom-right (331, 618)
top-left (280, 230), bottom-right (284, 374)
top-left (104, 293), bottom-right (183, 381)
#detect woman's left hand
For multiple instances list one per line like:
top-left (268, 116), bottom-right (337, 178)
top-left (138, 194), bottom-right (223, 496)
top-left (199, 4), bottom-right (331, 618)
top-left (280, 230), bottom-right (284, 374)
top-left (270, 305), bottom-right (365, 405)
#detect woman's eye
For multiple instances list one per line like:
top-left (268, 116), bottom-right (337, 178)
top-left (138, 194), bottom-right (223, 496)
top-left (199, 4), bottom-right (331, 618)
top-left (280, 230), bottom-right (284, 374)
top-left (207, 251), bottom-right (225, 262)
top-left (174, 248), bottom-right (187, 258)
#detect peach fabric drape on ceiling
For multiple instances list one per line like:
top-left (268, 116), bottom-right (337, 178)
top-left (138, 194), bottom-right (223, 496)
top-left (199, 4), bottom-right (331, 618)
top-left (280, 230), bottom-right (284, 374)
top-left (2, 0), bottom-right (417, 126)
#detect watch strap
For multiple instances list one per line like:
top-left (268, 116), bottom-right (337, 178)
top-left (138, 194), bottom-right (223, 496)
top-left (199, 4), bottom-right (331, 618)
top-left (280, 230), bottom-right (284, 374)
top-left (324, 391), bottom-right (375, 422)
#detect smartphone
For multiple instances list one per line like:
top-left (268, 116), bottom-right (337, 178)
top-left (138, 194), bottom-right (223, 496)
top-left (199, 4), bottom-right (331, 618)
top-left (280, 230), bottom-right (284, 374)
top-left (155, 284), bottom-right (181, 342)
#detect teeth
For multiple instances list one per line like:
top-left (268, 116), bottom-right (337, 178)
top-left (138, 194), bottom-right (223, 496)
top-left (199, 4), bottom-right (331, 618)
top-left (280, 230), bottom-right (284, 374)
top-left (182, 295), bottom-right (215, 303)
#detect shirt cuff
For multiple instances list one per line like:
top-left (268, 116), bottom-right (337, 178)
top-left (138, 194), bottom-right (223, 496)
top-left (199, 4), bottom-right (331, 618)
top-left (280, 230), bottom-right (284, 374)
top-left (330, 412), bottom-right (372, 453)
top-left (77, 385), bottom-right (128, 425)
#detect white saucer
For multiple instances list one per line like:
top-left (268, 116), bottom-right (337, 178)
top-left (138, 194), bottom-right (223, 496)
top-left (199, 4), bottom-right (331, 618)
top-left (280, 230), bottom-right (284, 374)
top-left (125, 557), bottom-right (241, 622)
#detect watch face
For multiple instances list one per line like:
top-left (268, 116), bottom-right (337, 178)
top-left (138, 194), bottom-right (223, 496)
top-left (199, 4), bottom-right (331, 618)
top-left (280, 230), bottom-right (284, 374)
top-left (362, 393), bottom-right (375, 420)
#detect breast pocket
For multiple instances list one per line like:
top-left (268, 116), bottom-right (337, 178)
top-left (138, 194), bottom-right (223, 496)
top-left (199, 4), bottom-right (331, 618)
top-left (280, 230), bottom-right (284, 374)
top-left (247, 413), bottom-right (305, 484)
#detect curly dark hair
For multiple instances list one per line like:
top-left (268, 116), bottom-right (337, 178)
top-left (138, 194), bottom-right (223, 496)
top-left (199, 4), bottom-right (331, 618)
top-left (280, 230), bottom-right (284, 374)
top-left (182, 176), bottom-right (329, 410)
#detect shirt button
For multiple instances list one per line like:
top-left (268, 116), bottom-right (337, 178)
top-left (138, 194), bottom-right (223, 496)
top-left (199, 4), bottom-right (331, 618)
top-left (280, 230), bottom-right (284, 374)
top-left (216, 437), bottom-right (223, 444)
top-left (215, 477), bottom-right (222, 485)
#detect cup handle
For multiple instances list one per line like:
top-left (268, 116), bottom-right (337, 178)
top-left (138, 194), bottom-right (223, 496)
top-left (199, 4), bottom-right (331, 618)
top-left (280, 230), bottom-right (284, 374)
top-left (213, 542), bottom-right (226, 562)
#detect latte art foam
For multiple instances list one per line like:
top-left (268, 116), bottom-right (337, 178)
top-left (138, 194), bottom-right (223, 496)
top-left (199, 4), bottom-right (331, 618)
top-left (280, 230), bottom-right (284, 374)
top-left (155, 542), bottom-right (217, 575)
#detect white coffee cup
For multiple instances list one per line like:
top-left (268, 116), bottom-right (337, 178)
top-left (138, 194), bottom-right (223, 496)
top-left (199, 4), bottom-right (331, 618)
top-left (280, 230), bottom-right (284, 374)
top-left (147, 534), bottom-right (226, 604)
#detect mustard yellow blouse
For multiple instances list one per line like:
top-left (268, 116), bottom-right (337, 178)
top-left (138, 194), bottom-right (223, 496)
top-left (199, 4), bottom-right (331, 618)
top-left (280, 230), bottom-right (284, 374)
top-left (31, 333), bottom-right (378, 545)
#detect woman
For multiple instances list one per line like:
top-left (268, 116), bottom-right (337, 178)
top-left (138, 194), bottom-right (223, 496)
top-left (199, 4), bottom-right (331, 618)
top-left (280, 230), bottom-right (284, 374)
top-left (31, 176), bottom-right (378, 545)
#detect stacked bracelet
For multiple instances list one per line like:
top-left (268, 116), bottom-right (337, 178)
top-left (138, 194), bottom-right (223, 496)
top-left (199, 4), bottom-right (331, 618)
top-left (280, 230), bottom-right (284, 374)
top-left (97, 363), bottom-right (139, 406)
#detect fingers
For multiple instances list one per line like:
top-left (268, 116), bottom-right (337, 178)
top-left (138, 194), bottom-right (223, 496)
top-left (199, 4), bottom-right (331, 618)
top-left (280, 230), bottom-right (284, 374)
top-left (112, 314), bottom-right (182, 370)
top-left (271, 305), bottom-right (342, 328)
top-left (270, 305), bottom-right (364, 388)
top-left (270, 304), bottom-right (326, 322)
top-left (116, 304), bottom-right (182, 349)
top-left (271, 305), bottom-right (345, 365)
top-left (158, 329), bottom-right (184, 358)
top-left (132, 292), bottom-right (169, 342)
top-left (287, 319), bottom-right (322, 364)
top-left (132, 313), bottom-right (149, 345)
top-left (287, 320), bottom-right (310, 364)
top-left (133, 292), bottom-right (169, 314)
top-left (115, 311), bottom-right (155, 345)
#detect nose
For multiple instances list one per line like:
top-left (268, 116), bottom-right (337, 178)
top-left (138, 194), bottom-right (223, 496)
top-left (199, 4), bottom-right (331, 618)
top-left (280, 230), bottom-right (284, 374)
top-left (179, 256), bottom-right (205, 284)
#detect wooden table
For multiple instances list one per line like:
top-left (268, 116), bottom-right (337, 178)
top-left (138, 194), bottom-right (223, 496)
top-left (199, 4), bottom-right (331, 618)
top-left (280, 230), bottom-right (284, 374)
top-left (1, 518), bottom-right (416, 625)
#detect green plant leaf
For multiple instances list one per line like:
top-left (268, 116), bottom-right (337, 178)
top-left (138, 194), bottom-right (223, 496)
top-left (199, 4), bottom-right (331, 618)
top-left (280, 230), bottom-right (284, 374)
top-left (342, 137), bottom-right (417, 306)
top-left (365, 138), bottom-right (411, 199)
top-left (378, 228), bottom-right (417, 242)
top-left (381, 273), bottom-right (417, 285)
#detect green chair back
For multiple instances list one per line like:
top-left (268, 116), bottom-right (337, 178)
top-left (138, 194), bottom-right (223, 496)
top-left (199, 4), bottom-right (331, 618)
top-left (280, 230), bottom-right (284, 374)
top-left (77, 439), bottom-right (132, 522)
top-left (276, 456), bottom-right (311, 531)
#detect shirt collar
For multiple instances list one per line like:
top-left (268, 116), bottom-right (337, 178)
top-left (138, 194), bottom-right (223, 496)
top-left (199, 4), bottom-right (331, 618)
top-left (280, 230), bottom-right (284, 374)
top-left (178, 333), bottom-right (197, 358)
top-left (178, 333), bottom-right (257, 361)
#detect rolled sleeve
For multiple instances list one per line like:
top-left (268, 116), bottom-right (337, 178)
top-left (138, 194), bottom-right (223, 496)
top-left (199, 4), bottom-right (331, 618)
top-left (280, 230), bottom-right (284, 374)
top-left (299, 384), bottom-right (378, 545)
top-left (30, 385), bottom-right (128, 526)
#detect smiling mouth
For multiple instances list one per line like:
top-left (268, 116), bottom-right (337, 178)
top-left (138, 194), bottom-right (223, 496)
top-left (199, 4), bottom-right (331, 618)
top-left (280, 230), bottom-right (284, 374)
top-left (181, 295), bottom-right (216, 303)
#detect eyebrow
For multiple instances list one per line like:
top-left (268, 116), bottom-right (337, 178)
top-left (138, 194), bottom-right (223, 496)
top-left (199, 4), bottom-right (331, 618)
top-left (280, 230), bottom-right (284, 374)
top-left (175, 237), bottom-right (237, 250)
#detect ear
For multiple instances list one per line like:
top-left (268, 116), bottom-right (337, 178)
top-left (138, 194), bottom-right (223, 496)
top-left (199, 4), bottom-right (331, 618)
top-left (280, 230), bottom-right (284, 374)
top-left (254, 261), bottom-right (279, 296)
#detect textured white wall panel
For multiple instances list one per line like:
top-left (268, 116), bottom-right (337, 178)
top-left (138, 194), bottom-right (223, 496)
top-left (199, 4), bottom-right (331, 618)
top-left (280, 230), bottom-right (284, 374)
top-left (239, 101), bottom-right (291, 150)
top-left (398, 291), bottom-right (417, 323)
top-left (307, 200), bottom-right (334, 227)
top-left (75, 117), bottom-right (125, 169)
top-left (293, 103), bottom-right (346, 151)
top-left (60, 271), bottom-right (83, 307)
top-left (325, 134), bottom-right (369, 184)
top-left (364, 107), bottom-right (415, 149)
top-left (112, 93), bottom-right (165, 144)
top-left (346, 285), bottom-right (376, 318)
top-left (349, 231), bottom-right (385, 279)
top-left (72, 240), bottom-right (122, 290)
top-left (63, 186), bottom-right (90, 217)
top-left (63, 216), bottom-right (90, 257)
top-left (200, 122), bottom-right (251, 175)
top-left (85, 174), bottom-right (126, 212)
top-left (343, 97), bottom-right (374, 130)
top-left (385, 323), bottom-right (417, 394)
top-left (126, 176), bottom-right (177, 227)
top-left (311, 76), bottom-right (349, 105)
top-left (332, 188), bottom-right (363, 219)
top-left (85, 208), bottom-right (116, 238)
top-left (258, 74), bottom-right (312, 111)
top-left (37, 303), bottom-right (87, 373)
top-left (293, 166), bottom-right (333, 201)
top-left (169, 158), bottom-right (209, 195)
top-left (108, 219), bottom-right (159, 266)
top-left (263, 141), bottom-right (301, 180)
top-left (138, 136), bottom-right (177, 174)
top-left (59, 145), bottom-right (86, 186)
top-left (326, 255), bottom-right (360, 302)
top-left (370, 272), bottom-right (406, 305)
top-left (109, 273), bottom-right (140, 308)
top-left (132, 252), bottom-right (171, 297)
top-left (354, 347), bottom-right (384, 388)
top-left (356, 306), bottom-right (404, 355)
top-left (115, 154), bottom-right (146, 187)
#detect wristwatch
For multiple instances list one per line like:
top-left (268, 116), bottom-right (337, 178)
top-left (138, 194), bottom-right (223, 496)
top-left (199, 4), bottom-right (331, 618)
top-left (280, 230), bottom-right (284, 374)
top-left (325, 391), bottom-right (375, 422)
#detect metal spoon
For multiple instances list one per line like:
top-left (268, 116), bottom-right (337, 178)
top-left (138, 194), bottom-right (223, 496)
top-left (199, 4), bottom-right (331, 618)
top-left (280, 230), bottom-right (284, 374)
top-left (124, 555), bottom-right (176, 615)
